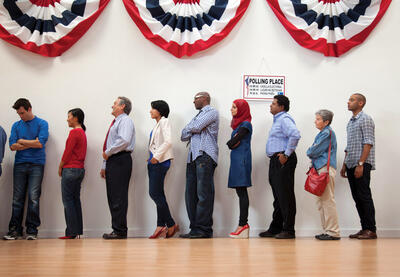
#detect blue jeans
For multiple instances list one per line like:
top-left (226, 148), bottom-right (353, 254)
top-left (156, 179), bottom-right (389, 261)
top-left (61, 168), bottom-right (85, 236)
top-left (9, 163), bottom-right (44, 235)
top-left (185, 153), bottom-right (217, 236)
top-left (148, 163), bottom-right (175, 227)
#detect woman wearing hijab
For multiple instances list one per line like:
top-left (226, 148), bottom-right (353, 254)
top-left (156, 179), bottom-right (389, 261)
top-left (58, 108), bottom-right (87, 239)
top-left (148, 100), bottom-right (179, 239)
top-left (227, 99), bottom-right (253, 238)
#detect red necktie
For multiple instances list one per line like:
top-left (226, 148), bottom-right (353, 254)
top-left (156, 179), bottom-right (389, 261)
top-left (103, 119), bottom-right (115, 152)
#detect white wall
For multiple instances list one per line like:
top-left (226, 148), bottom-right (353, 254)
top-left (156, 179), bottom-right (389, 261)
top-left (0, 1), bottom-right (399, 238)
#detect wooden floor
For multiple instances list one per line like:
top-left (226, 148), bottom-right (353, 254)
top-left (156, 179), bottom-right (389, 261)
top-left (0, 238), bottom-right (399, 276)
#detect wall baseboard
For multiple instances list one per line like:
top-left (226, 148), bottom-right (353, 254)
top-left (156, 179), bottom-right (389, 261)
top-left (2, 228), bottom-right (399, 239)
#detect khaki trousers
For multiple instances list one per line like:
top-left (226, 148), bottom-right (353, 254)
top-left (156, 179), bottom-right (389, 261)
top-left (316, 166), bottom-right (340, 237)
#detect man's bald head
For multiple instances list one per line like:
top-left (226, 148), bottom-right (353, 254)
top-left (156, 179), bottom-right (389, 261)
top-left (193, 91), bottom-right (211, 110)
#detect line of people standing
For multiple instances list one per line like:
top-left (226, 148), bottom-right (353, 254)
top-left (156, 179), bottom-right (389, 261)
top-left (1, 92), bottom-right (377, 240)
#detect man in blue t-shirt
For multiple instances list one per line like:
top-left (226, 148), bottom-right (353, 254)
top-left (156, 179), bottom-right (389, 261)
top-left (3, 98), bottom-right (49, 241)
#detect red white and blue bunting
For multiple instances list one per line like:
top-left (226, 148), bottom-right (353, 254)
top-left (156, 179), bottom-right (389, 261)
top-left (123, 0), bottom-right (251, 58)
top-left (0, 0), bottom-right (110, 57)
top-left (266, 0), bottom-right (392, 57)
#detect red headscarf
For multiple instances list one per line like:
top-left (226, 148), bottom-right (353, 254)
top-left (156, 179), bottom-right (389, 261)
top-left (231, 99), bottom-right (252, 130)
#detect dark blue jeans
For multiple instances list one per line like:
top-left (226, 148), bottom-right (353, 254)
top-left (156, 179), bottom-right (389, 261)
top-left (148, 163), bottom-right (175, 228)
top-left (61, 168), bottom-right (85, 236)
top-left (185, 153), bottom-right (217, 236)
top-left (9, 163), bottom-right (44, 235)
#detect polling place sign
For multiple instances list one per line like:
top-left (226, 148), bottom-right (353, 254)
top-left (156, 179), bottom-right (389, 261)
top-left (243, 75), bottom-right (285, 101)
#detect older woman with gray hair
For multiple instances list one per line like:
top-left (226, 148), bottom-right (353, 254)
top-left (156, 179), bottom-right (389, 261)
top-left (306, 110), bottom-right (340, 240)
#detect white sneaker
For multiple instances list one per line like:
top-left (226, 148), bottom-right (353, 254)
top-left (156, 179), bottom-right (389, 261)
top-left (3, 230), bottom-right (22, 240)
top-left (26, 234), bottom-right (37, 240)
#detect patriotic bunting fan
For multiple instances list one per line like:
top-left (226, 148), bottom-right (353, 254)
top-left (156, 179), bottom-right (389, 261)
top-left (123, 0), bottom-right (251, 58)
top-left (266, 0), bottom-right (392, 57)
top-left (0, 0), bottom-right (110, 57)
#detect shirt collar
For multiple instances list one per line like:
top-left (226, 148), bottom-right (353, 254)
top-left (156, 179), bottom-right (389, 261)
top-left (273, 111), bottom-right (285, 122)
top-left (200, 105), bottom-right (211, 113)
top-left (115, 113), bottom-right (127, 122)
top-left (351, 111), bottom-right (364, 121)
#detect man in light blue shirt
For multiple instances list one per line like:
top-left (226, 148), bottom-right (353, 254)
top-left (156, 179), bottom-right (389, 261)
top-left (0, 125), bottom-right (6, 177)
top-left (180, 92), bottom-right (219, 238)
top-left (260, 95), bottom-right (300, 239)
top-left (4, 98), bottom-right (49, 241)
top-left (100, 97), bottom-right (135, 240)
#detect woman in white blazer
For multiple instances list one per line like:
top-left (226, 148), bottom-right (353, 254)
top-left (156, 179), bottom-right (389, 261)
top-left (148, 100), bottom-right (179, 239)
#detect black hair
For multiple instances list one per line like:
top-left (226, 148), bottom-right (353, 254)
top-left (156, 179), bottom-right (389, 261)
top-left (353, 93), bottom-right (367, 107)
top-left (68, 108), bottom-right (86, 131)
top-left (12, 98), bottom-right (32, 111)
top-left (274, 95), bottom-right (290, 112)
top-left (151, 100), bottom-right (170, 118)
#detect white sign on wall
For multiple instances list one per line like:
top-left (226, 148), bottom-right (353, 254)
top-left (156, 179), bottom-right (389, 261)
top-left (242, 75), bottom-right (285, 101)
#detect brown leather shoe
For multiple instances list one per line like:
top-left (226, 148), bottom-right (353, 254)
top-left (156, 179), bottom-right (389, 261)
top-left (358, 230), bottom-right (377, 240)
top-left (349, 230), bottom-right (363, 239)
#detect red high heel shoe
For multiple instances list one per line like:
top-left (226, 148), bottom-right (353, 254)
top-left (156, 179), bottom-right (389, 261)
top-left (166, 224), bottom-right (180, 238)
top-left (149, 227), bottom-right (167, 239)
top-left (229, 224), bottom-right (250, 239)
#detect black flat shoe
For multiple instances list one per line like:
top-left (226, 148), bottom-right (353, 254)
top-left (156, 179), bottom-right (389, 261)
top-left (190, 233), bottom-right (212, 239)
top-left (103, 231), bottom-right (127, 240)
top-left (179, 233), bottom-right (191, 239)
top-left (275, 231), bottom-right (295, 239)
top-left (259, 230), bottom-right (278, 238)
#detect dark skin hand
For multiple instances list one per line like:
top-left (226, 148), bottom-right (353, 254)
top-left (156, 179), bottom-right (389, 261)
top-left (277, 153), bottom-right (288, 165)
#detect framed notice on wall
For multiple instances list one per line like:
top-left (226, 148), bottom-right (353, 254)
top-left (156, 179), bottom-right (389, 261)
top-left (243, 75), bottom-right (285, 101)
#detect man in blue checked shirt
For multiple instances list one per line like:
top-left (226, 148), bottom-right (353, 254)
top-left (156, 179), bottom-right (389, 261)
top-left (259, 95), bottom-right (300, 239)
top-left (340, 93), bottom-right (377, 240)
top-left (0, 125), bottom-right (6, 177)
top-left (180, 92), bottom-right (219, 239)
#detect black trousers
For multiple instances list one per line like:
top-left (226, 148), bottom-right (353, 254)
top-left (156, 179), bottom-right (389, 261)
top-left (346, 163), bottom-right (376, 232)
top-left (268, 152), bottom-right (297, 234)
top-left (235, 187), bottom-right (249, 226)
top-left (105, 151), bottom-right (132, 235)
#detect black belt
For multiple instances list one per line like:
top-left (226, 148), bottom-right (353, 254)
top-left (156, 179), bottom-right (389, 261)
top-left (110, 151), bottom-right (132, 158)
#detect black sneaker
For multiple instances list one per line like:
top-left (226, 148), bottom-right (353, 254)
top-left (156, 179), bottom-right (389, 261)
top-left (3, 230), bottom-right (23, 240)
top-left (315, 234), bottom-right (340, 240)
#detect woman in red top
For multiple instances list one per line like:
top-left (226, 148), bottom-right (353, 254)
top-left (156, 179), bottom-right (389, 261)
top-left (58, 108), bottom-right (87, 239)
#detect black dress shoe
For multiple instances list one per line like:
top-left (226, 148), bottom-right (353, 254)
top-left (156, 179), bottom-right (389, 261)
top-left (259, 230), bottom-right (278, 238)
top-left (315, 234), bottom-right (340, 240)
top-left (275, 231), bottom-right (295, 239)
top-left (103, 231), bottom-right (127, 240)
top-left (190, 233), bottom-right (212, 239)
top-left (179, 232), bottom-right (191, 239)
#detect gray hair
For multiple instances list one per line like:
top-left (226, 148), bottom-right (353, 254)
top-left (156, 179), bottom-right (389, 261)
top-left (118, 96), bottom-right (132, 115)
top-left (315, 109), bottom-right (334, 125)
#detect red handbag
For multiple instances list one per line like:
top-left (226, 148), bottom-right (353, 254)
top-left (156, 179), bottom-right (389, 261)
top-left (305, 130), bottom-right (332, 196)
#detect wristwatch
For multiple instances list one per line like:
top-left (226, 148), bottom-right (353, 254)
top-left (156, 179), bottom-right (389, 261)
top-left (358, 161), bottom-right (364, 166)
